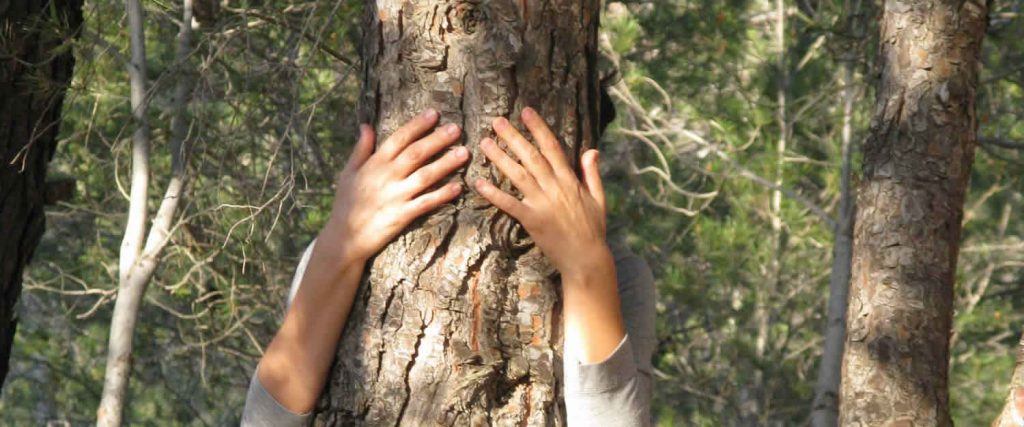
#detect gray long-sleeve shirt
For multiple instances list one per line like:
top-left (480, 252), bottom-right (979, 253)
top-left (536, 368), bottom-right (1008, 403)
top-left (242, 238), bottom-right (655, 426)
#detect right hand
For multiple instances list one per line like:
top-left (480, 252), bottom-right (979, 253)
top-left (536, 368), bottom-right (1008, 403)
top-left (474, 108), bottom-right (610, 279)
top-left (322, 109), bottom-right (469, 264)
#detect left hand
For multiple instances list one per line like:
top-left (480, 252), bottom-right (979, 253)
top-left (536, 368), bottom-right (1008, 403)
top-left (474, 107), bottom-right (611, 279)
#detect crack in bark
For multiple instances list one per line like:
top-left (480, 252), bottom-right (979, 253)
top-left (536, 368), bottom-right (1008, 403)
top-left (370, 280), bottom-right (399, 389)
top-left (415, 218), bottom-right (458, 286)
top-left (395, 316), bottom-right (428, 426)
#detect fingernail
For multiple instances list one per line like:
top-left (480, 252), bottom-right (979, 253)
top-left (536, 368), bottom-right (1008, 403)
top-left (474, 178), bottom-right (487, 190)
top-left (450, 182), bottom-right (462, 192)
top-left (423, 109), bottom-right (438, 119)
top-left (493, 117), bottom-right (506, 128)
top-left (453, 146), bottom-right (469, 159)
top-left (522, 107), bottom-right (535, 119)
top-left (446, 123), bottom-right (459, 135)
top-left (480, 138), bottom-right (493, 149)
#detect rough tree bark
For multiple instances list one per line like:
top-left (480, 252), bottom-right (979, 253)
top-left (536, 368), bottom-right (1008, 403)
top-left (0, 0), bottom-right (82, 389)
top-left (839, 0), bottom-right (987, 425)
top-left (310, 0), bottom-right (600, 425)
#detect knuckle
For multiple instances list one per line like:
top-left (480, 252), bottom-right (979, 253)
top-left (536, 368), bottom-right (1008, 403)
top-left (510, 167), bottom-right (529, 183)
top-left (444, 155), bottom-right (463, 171)
top-left (424, 194), bottom-right (443, 209)
top-left (507, 199), bottom-right (524, 215)
top-left (516, 211), bottom-right (533, 226)
top-left (409, 172), bottom-right (429, 189)
top-left (403, 146), bottom-right (425, 163)
top-left (438, 155), bottom-right (455, 169)
top-left (407, 199), bottom-right (426, 214)
top-left (527, 149), bottom-right (545, 164)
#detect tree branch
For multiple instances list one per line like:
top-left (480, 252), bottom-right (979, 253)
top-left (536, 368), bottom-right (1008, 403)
top-left (979, 137), bottom-right (1024, 150)
top-left (98, 0), bottom-right (195, 425)
top-left (223, 7), bottom-right (354, 66)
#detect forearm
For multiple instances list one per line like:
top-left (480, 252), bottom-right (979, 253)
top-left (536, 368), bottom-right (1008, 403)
top-left (561, 244), bottom-right (626, 364)
top-left (256, 224), bottom-right (365, 413)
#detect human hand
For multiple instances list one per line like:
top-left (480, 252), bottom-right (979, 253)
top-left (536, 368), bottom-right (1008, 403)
top-left (322, 109), bottom-right (468, 264)
top-left (474, 107), bottom-right (611, 279)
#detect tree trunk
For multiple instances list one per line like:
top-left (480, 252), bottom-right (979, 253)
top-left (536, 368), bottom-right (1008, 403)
top-left (743, 0), bottom-right (788, 423)
top-left (310, 0), bottom-right (600, 425)
top-left (0, 0), bottom-right (82, 389)
top-left (97, 0), bottom-right (194, 424)
top-left (992, 332), bottom-right (1024, 427)
top-left (839, 1), bottom-right (987, 425)
top-left (810, 56), bottom-right (855, 427)
top-left (810, 1), bottom-right (863, 425)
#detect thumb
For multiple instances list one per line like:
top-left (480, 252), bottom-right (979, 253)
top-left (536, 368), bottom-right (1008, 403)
top-left (346, 124), bottom-right (375, 169)
top-left (581, 149), bottom-right (605, 213)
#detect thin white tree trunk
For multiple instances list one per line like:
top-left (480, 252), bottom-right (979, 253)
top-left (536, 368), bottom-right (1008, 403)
top-left (810, 30), bottom-right (857, 427)
top-left (761, 0), bottom-right (787, 361)
top-left (117, 0), bottom-right (150, 285)
top-left (743, 1), bottom-right (786, 424)
top-left (758, 0), bottom-right (787, 363)
top-left (97, 0), bottom-right (193, 425)
top-left (810, 2), bottom-right (864, 424)
top-left (992, 332), bottom-right (1024, 427)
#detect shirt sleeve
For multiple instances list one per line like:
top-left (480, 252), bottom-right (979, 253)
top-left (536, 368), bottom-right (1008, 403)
top-left (242, 241), bottom-right (316, 427)
top-left (240, 365), bottom-right (312, 427)
top-left (564, 334), bottom-right (652, 427)
top-left (561, 238), bottom-right (656, 427)
top-left (243, 238), bottom-right (655, 425)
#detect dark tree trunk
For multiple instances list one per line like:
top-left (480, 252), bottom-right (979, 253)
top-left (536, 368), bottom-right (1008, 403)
top-left (0, 0), bottom-right (82, 389)
top-left (839, 0), bottom-right (987, 425)
top-left (310, 0), bottom-right (600, 425)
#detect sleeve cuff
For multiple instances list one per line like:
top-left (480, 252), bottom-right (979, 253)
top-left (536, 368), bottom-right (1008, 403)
top-left (564, 334), bottom-right (638, 394)
top-left (241, 365), bottom-right (312, 427)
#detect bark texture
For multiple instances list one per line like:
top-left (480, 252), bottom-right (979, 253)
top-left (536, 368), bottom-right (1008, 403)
top-left (839, 1), bottom-right (987, 425)
top-left (310, 0), bottom-right (600, 425)
top-left (0, 0), bottom-right (82, 388)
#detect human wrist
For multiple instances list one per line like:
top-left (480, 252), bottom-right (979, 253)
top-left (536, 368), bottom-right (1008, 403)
top-left (558, 243), bottom-right (615, 289)
top-left (316, 219), bottom-right (369, 269)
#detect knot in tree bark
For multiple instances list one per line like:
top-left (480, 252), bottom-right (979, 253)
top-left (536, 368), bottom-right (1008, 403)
top-left (447, 1), bottom-right (484, 34)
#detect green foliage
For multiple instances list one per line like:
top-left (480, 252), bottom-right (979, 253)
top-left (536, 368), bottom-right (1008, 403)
top-left (2, 0), bottom-right (1024, 424)
top-left (2, 0), bottom-right (362, 423)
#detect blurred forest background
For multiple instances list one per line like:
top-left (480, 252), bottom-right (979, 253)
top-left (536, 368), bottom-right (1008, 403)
top-left (2, 0), bottom-right (1023, 425)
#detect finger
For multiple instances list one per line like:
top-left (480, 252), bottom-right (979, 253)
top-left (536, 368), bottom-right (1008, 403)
top-left (345, 124), bottom-right (375, 170)
top-left (581, 149), bottom-right (606, 213)
top-left (378, 109), bottom-right (440, 159)
top-left (404, 181), bottom-right (462, 219)
top-left (399, 145), bottom-right (469, 197)
top-left (480, 138), bottom-right (541, 197)
top-left (394, 123), bottom-right (462, 177)
top-left (474, 178), bottom-right (528, 221)
top-left (521, 107), bottom-right (570, 171)
top-left (492, 117), bottom-right (557, 186)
